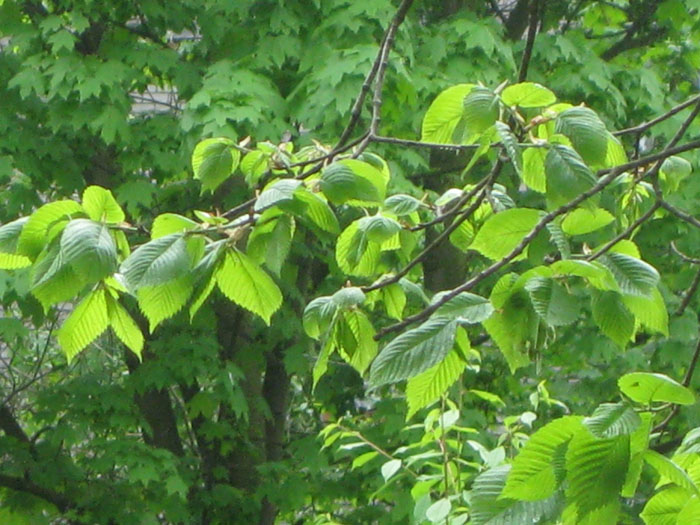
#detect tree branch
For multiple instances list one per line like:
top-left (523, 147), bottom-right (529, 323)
top-left (518, 0), bottom-right (541, 82)
top-left (614, 94), bottom-right (700, 136)
top-left (0, 473), bottom-right (74, 513)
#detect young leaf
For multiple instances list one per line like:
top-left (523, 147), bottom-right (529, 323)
top-left (336, 220), bottom-right (381, 277)
top-left (191, 137), bottom-right (240, 193)
top-left (82, 186), bottom-right (125, 223)
top-left (57, 288), bottom-right (110, 361)
top-left (461, 86), bottom-right (499, 138)
top-left (369, 317), bottom-right (457, 386)
top-left (501, 82), bottom-right (556, 108)
top-left (618, 372), bottom-right (695, 405)
top-left (384, 194), bottom-right (423, 216)
top-left (483, 291), bottom-right (535, 372)
top-left (335, 309), bottom-right (377, 375)
top-left (623, 288), bottom-right (668, 336)
top-left (151, 213), bottom-right (199, 239)
top-left (215, 249), bottom-right (282, 325)
top-left (406, 349), bottom-right (466, 420)
top-left (471, 208), bottom-right (541, 260)
top-left (120, 233), bottom-right (191, 290)
top-left (503, 416), bottom-right (584, 500)
top-left (381, 459), bottom-right (402, 482)
top-left (105, 294), bottom-right (144, 358)
top-left (382, 283), bottom-right (406, 320)
top-left (421, 84), bottom-right (475, 143)
top-left (640, 485), bottom-right (693, 525)
top-left (0, 253), bottom-right (32, 269)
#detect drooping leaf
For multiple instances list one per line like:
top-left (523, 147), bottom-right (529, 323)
top-left (82, 186), bottom-right (125, 223)
top-left (382, 283), bottom-right (406, 320)
top-left (521, 146), bottom-right (547, 193)
top-left (58, 219), bottom-right (118, 283)
top-left (460, 86), bottom-right (499, 139)
top-left (57, 288), bottom-right (110, 361)
top-left (495, 121), bottom-right (521, 174)
top-left (502, 416), bottom-right (584, 500)
top-left (358, 214), bottom-right (401, 244)
top-left (471, 208), bottom-right (541, 260)
top-left (501, 82), bottom-right (556, 108)
top-left (622, 412), bottom-right (653, 497)
top-left (105, 294), bottom-right (144, 358)
top-left (247, 212), bottom-right (294, 276)
top-left (369, 317), bottom-right (457, 386)
top-left (623, 288), bottom-right (668, 336)
top-left (406, 349), bottom-right (467, 419)
top-left (336, 220), bottom-right (381, 277)
top-left (618, 372), bottom-right (695, 406)
top-left (215, 249), bottom-right (282, 325)
top-left (483, 290), bottom-right (535, 372)
top-left (334, 309), bottom-right (377, 375)
top-left (289, 187), bottom-right (339, 233)
top-left (138, 275), bottom-right (193, 331)
top-left (17, 200), bottom-right (85, 258)
top-left (643, 450), bottom-right (699, 494)
top-left (303, 296), bottom-right (337, 340)
top-left (320, 160), bottom-right (384, 205)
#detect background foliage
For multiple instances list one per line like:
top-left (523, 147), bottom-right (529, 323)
top-left (1, 0), bottom-right (700, 523)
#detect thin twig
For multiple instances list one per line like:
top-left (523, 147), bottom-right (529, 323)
top-left (670, 241), bottom-right (700, 265)
top-left (676, 267), bottom-right (700, 317)
top-left (614, 94), bottom-right (700, 136)
top-left (587, 201), bottom-right (660, 261)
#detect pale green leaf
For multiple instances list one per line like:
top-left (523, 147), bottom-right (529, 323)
top-left (406, 349), bottom-right (466, 419)
top-left (471, 208), bottom-right (541, 260)
top-left (501, 82), bottom-right (556, 108)
top-left (120, 234), bottom-right (190, 290)
top-left (138, 275), bottom-right (193, 331)
top-left (522, 147), bottom-right (547, 193)
top-left (381, 459), bottom-right (402, 482)
top-left (216, 249), bottom-right (282, 325)
top-left (421, 84), bottom-right (475, 143)
top-left (82, 186), bottom-right (125, 223)
top-left (17, 200), bottom-right (85, 258)
top-left (555, 107), bottom-right (608, 166)
top-left (57, 288), bottom-right (110, 361)
top-left (644, 450), bottom-right (699, 494)
top-left (106, 294), bottom-right (144, 358)
top-left (623, 288), bottom-right (668, 336)
top-left (369, 317), bottom-right (457, 386)
top-left (525, 277), bottom-right (579, 326)
top-left (592, 290), bottom-right (635, 347)
top-left (640, 486), bottom-right (690, 525)
top-left (583, 402), bottom-right (641, 438)
top-left (561, 208), bottom-right (614, 235)
top-left (618, 372), bottom-right (695, 406)
top-left (0, 253), bottom-right (32, 269)
top-left (336, 220), bottom-right (380, 277)
top-left (598, 252), bottom-right (659, 297)
top-left (151, 213), bottom-right (199, 239)
top-left (382, 283), bottom-right (406, 321)
top-left (192, 137), bottom-right (240, 193)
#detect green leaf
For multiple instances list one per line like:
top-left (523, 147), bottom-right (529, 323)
top-left (524, 277), bottom-right (580, 326)
top-left (369, 317), bottom-right (457, 386)
top-left (622, 412), bottom-right (653, 497)
top-left (151, 214), bottom-right (199, 239)
top-left (382, 283), bottom-right (406, 320)
top-left (660, 155), bottom-right (692, 193)
top-left (555, 107), bottom-right (608, 166)
top-left (433, 292), bottom-right (494, 323)
top-left (421, 84), bottom-right (475, 143)
top-left (0, 217), bottom-right (28, 255)
top-left (545, 144), bottom-right (597, 209)
top-left (677, 495), bottom-right (700, 525)
top-left (483, 290), bottom-right (535, 372)
top-left (57, 288), bottom-right (110, 361)
top-left (247, 213), bottom-right (294, 276)
top-left (449, 219), bottom-right (475, 251)
top-left (57, 219), bottom-right (118, 283)
top-left (566, 432), bottom-right (630, 518)
top-left (598, 252), bottom-right (659, 297)
top-left (358, 214), bottom-right (401, 244)
top-left (521, 147), bottom-right (547, 193)
top-left (640, 486), bottom-right (693, 525)
top-left (604, 134), bottom-right (628, 168)
top-left (289, 187), bottom-right (339, 233)
top-left (120, 234), bottom-right (191, 290)
top-left (320, 160), bottom-right (385, 205)
top-left (17, 200), bottom-right (85, 258)
top-left (331, 287), bottom-right (366, 308)
top-left (0, 253), bottom-right (31, 269)
top-left (644, 450), bottom-right (699, 494)
top-left (426, 498), bottom-right (451, 523)
top-left (240, 149), bottom-right (269, 185)
top-left (495, 121), bottom-right (521, 174)
top-left (561, 208), bottom-right (614, 235)
top-left (591, 290), bottom-right (635, 347)
top-left (502, 82), bottom-right (556, 108)
top-left (384, 194), bottom-right (423, 216)
top-left (255, 179), bottom-right (302, 212)
top-left (623, 288), bottom-right (668, 336)
top-left (105, 294), bottom-right (144, 358)
top-left (406, 349), bottom-right (467, 419)
top-left (137, 275), bottom-right (193, 331)
top-left (618, 372), bottom-right (695, 405)
top-left (381, 459), bottom-right (402, 482)
top-left (303, 296), bottom-right (337, 340)
top-left (336, 220), bottom-right (380, 277)
top-left (583, 403), bottom-right (641, 438)
top-left (471, 208), bottom-right (541, 260)
top-left (335, 309), bottom-right (377, 375)
top-left (82, 186), bottom-right (125, 223)
top-left (460, 86), bottom-right (499, 139)
top-left (215, 249), bottom-right (282, 325)
top-left (191, 138), bottom-right (240, 193)
top-left (471, 465), bottom-right (563, 525)
top-left (503, 416), bottom-right (584, 500)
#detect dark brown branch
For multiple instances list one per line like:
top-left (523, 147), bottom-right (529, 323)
top-left (0, 473), bottom-right (74, 513)
top-left (614, 94), bottom-right (700, 136)
top-left (600, 1), bottom-right (663, 61)
top-left (671, 241), bottom-right (700, 265)
top-left (659, 200), bottom-right (700, 231)
top-left (0, 404), bottom-right (30, 444)
top-left (518, 0), bottom-right (540, 82)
